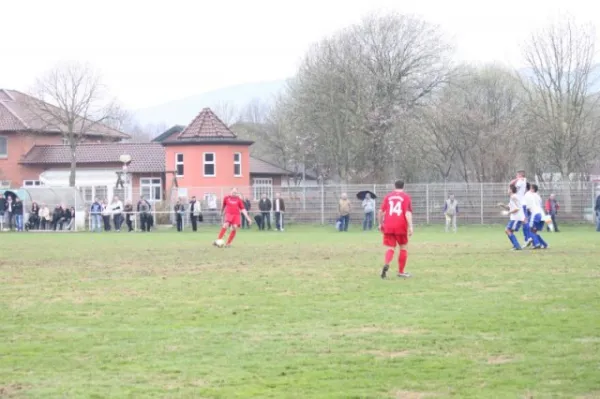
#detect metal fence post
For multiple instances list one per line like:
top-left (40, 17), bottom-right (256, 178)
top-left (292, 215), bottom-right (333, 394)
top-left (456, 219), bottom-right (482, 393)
top-left (302, 184), bottom-right (306, 211)
top-left (320, 183), bottom-right (325, 225)
top-left (480, 183), bottom-right (484, 224)
top-left (426, 184), bottom-right (430, 224)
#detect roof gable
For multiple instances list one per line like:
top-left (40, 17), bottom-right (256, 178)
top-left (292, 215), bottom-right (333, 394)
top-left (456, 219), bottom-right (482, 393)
top-left (177, 108), bottom-right (236, 139)
top-left (153, 125), bottom-right (185, 143)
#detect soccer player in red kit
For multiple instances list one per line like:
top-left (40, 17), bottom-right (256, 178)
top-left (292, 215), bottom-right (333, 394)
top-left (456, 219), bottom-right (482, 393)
top-left (213, 188), bottom-right (252, 247)
top-left (378, 180), bottom-right (414, 279)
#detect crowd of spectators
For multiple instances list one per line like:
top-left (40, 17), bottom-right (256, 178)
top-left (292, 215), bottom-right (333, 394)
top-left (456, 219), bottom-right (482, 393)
top-left (0, 195), bottom-right (75, 232)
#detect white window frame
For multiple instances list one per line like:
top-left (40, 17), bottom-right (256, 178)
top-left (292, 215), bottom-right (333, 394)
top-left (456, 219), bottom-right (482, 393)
top-left (140, 177), bottom-right (162, 202)
top-left (234, 152), bottom-right (242, 177)
top-left (62, 137), bottom-right (69, 145)
top-left (0, 136), bottom-right (7, 158)
top-left (175, 153), bottom-right (184, 177)
top-left (203, 152), bottom-right (216, 177)
top-left (22, 180), bottom-right (43, 187)
top-left (252, 178), bottom-right (273, 201)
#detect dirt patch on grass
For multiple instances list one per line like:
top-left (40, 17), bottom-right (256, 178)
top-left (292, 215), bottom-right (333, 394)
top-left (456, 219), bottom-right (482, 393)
top-left (364, 350), bottom-right (412, 359)
top-left (0, 384), bottom-right (26, 397)
top-left (577, 392), bottom-right (600, 399)
top-left (346, 326), bottom-right (425, 335)
top-left (392, 390), bottom-right (436, 398)
top-left (487, 355), bottom-right (517, 365)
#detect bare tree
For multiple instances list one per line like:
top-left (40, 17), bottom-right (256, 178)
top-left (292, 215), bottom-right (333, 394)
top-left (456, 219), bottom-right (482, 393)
top-left (522, 17), bottom-right (600, 181)
top-left (211, 101), bottom-right (240, 126)
top-left (29, 62), bottom-right (124, 187)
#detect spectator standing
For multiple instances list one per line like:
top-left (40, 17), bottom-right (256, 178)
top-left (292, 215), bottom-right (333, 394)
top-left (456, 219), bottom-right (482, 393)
top-left (273, 193), bottom-right (285, 231)
top-left (338, 193), bottom-right (351, 232)
top-left (444, 194), bottom-right (459, 233)
top-left (137, 196), bottom-right (152, 232)
top-left (241, 195), bottom-right (252, 229)
top-left (13, 198), bottom-right (24, 232)
top-left (101, 199), bottom-right (111, 231)
top-left (258, 194), bottom-right (272, 230)
top-left (52, 204), bottom-right (64, 231)
top-left (362, 193), bottom-right (375, 231)
top-left (90, 198), bottom-right (102, 232)
top-left (5, 196), bottom-right (13, 230)
top-left (545, 194), bottom-right (560, 232)
top-left (39, 203), bottom-right (50, 230)
top-left (124, 201), bottom-right (134, 232)
top-left (174, 198), bottom-right (185, 232)
top-left (0, 195), bottom-right (5, 230)
top-left (189, 196), bottom-right (200, 232)
top-left (595, 193), bottom-right (600, 232)
top-left (111, 196), bottom-right (124, 232)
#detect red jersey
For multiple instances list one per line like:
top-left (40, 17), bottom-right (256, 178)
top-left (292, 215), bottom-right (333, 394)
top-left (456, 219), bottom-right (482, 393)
top-left (380, 190), bottom-right (412, 234)
top-left (222, 195), bottom-right (245, 215)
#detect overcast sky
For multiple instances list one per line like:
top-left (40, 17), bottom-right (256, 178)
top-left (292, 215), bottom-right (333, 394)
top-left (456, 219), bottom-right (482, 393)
top-left (1, 0), bottom-right (598, 109)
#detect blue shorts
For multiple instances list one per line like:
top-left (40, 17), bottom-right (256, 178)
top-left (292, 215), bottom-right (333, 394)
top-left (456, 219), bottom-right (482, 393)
top-left (529, 213), bottom-right (545, 231)
top-left (506, 220), bottom-right (522, 232)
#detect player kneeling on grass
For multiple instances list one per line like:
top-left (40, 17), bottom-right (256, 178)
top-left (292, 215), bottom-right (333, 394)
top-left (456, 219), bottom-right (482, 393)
top-left (214, 188), bottom-right (252, 248)
top-left (499, 184), bottom-right (524, 251)
top-left (378, 180), bottom-right (414, 279)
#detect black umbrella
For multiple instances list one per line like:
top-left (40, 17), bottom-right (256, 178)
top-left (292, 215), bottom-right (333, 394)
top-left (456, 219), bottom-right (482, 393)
top-left (3, 190), bottom-right (18, 201)
top-left (356, 190), bottom-right (377, 200)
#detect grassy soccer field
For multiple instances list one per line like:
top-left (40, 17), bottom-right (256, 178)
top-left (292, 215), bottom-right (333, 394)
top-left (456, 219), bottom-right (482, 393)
top-left (1, 225), bottom-right (599, 398)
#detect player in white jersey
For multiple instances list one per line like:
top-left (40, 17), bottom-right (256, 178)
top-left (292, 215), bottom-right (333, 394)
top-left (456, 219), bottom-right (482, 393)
top-left (511, 170), bottom-right (532, 247)
top-left (502, 184), bottom-right (524, 250)
top-left (527, 184), bottom-right (549, 249)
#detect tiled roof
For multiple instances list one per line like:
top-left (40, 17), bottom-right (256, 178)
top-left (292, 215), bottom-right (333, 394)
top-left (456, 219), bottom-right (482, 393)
top-left (176, 108), bottom-right (237, 140)
top-left (153, 125), bottom-right (185, 143)
top-left (20, 143), bottom-right (165, 173)
top-left (0, 89), bottom-right (129, 139)
top-left (21, 143), bottom-right (294, 176)
top-left (250, 157), bottom-right (293, 176)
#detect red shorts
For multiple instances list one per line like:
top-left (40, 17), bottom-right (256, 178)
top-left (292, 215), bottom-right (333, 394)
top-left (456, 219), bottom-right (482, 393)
top-left (224, 214), bottom-right (241, 227)
top-left (383, 233), bottom-right (408, 247)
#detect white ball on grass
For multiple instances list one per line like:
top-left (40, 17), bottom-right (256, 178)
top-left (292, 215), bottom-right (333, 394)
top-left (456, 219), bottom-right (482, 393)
top-left (215, 239), bottom-right (225, 247)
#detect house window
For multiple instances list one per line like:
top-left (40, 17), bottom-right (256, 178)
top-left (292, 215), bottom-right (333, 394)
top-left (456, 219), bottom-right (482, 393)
top-left (175, 153), bottom-right (184, 177)
top-left (79, 186), bottom-right (93, 203)
top-left (234, 152), bottom-right (242, 177)
top-left (0, 136), bottom-right (7, 158)
top-left (22, 180), bottom-right (43, 187)
top-left (203, 153), bottom-right (215, 177)
top-left (253, 178), bottom-right (273, 200)
top-left (62, 137), bottom-right (69, 145)
top-left (140, 178), bottom-right (162, 202)
top-left (94, 186), bottom-right (108, 201)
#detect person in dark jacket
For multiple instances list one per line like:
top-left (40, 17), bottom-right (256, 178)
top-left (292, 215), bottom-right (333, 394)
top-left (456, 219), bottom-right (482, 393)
top-left (13, 198), bottom-right (24, 232)
top-left (63, 206), bottom-right (74, 230)
top-left (241, 195), bottom-right (252, 229)
top-left (90, 198), bottom-right (103, 232)
top-left (124, 201), bottom-right (134, 232)
top-left (0, 196), bottom-right (5, 230)
top-left (595, 193), bottom-right (600, 232)
top-left (189, 196), bottom-right (200, 232)
top-left (137, 196), bottom-right (152, 232)
top-left (174, 198), bottom-right (185, 232)
top-left (5, 196), bottom-right (14, 230)
top-left (258, 194), bottom-right (272, 230)
top-left (52, 204), bottom-right (65, 231)
top-left (29, 202), bottom-right (40, 230)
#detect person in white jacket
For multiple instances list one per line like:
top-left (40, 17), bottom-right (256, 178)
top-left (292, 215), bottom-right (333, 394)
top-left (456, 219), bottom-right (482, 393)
top-left (111, 196), bottom-right (124, 232)
top-left (362, 193), bottom-right (376, 231)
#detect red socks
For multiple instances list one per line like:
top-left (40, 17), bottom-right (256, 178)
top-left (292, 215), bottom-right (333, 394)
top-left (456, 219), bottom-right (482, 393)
top-left (226, 230), bottom-right (237, 245)
top-left (399, 249), bottom-right (408, 274)
top-left (218, 228), bottom-right (226, 239)
top-left (384, 249), bottom-right (394, 265)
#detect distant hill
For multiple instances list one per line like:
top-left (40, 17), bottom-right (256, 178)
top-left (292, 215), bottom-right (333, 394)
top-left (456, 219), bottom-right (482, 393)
top-left (132, 80), bottom-right (287, 126)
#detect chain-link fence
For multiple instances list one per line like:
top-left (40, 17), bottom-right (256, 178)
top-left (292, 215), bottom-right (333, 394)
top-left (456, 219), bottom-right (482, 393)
top-left (6, 182), bottom-right (595, 232)
top-left (163, 182), bottom-right (599, 226)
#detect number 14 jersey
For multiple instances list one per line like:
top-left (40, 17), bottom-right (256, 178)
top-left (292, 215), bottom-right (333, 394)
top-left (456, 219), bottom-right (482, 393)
top-left (380, 191), bottom-right (413, 235)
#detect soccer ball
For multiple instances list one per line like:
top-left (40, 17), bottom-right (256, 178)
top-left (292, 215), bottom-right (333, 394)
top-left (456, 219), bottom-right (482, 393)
top-left (214, 239), bottom-right (225, 248)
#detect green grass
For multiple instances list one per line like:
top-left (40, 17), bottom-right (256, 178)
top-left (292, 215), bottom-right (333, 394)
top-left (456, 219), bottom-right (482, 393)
top-left (1, 225), bottom-right (599, 398)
